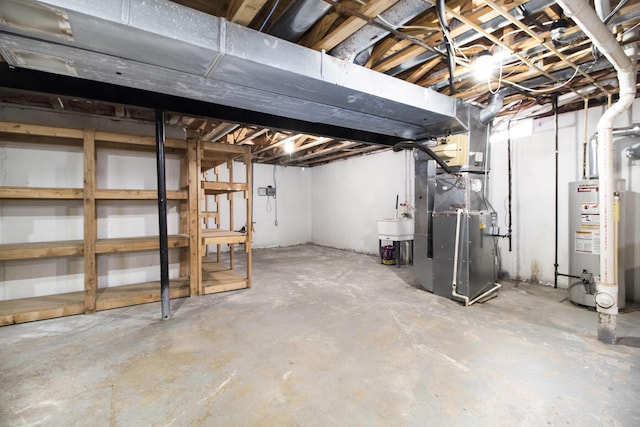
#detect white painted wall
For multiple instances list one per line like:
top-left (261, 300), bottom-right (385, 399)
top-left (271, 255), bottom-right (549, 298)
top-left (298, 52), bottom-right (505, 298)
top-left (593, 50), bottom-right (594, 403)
top-left (208, 161), bottom-right (311, 249)
top-left (311, 149), bottom-right (414, 254)
top-left (251, 163), bottom-right (312, 248)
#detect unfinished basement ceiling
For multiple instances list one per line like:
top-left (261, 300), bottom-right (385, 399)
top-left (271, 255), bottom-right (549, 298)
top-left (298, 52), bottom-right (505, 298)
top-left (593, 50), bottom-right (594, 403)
top-left (1, 0), bottom-right (639, 166)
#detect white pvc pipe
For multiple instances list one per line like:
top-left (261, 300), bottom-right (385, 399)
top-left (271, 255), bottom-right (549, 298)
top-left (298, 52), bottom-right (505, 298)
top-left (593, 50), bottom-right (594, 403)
top-left (451, 208), bottom-right (468, 305)
top-left (556, 0), bottom-right (637, 343)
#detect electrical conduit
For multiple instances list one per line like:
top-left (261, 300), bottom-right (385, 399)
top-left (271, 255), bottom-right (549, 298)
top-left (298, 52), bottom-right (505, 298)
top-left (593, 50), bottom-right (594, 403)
top-left (556, 0), bottom-right (637, 343)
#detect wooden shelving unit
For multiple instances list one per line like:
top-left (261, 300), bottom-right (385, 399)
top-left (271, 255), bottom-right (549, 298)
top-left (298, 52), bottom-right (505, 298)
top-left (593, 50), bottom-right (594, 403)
top-left (197, 140), bottom-right (252, 296)
top-left (0, 120), bottom-right (252, 326)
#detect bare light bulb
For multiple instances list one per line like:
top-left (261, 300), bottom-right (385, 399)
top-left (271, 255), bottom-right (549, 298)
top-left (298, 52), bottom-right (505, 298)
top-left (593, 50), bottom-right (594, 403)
top-left (284, 140), bottom-right (295, 154)
top-left (473, 50), bottom-right (495, 81)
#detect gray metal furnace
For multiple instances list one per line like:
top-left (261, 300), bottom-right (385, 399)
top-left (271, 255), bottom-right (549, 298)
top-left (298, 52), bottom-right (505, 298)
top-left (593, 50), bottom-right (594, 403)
top-left (568, 180), bottom-right (626, 308)
top-left (404, 101), bottom-right (501, 305)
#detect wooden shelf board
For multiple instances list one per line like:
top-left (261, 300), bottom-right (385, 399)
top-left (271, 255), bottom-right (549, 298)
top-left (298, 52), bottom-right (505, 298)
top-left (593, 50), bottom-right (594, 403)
top-left (95, 189), bottom-right (188, 200)
top-left (202, 182), bottom-right (247, 195)
top-left (95, 235), bottom-right (189, 254)
top-left (0, 240), bottom-right (84, 261)
top-left (201, 212), bottom-right (220, 218)
top-left (201, 267), bottom-right (248, 295)
top-left (95, 278), bottom-right (190, 311)
top-left (0, 187), bottom-right (83, 199)
top-left (0, 292), bottom-right (85, 326)
top-left (201, 230), bottom-right (247, 245)
top-left (94, 131), bottom-right (186, 149)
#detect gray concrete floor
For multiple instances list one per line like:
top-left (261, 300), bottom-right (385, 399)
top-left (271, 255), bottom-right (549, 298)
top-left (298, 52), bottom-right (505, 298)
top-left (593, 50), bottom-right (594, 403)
top-left (1, 244), bottom-right (640, 426)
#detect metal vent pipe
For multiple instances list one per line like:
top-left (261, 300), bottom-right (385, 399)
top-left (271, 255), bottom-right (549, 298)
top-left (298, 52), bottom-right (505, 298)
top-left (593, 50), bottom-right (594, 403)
top-left (556, 0), bottom-right (637, 344)
top-left (267, 0), bottom-right (332, 41)
top-left (585, 123), bottom-right (640, 179)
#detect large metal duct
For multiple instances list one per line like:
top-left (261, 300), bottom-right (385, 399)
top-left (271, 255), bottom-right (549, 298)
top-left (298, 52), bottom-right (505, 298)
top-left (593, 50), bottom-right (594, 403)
top-left (267, 0), bottom-right (332, 42)
top-left (0, 0), bottom-right (466, 142)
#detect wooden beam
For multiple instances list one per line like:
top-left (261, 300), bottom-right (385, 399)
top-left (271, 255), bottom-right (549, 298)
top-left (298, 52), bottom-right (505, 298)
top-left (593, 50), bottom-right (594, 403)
top-left (95, 279), bottom-right (190, 311)
top-left (94, 189), bottom-right (187, 200)
top-left (406, 56), bottom-right (442, 83)
top-left (83, 129), bottom-right (97, 314)
top-left (244, 147), bottom-right (252, 288)
top-left (187, 132), bottom-right (200, 296)
top-left (0, 187), bottom-right (83, 199)
top-left (313, 0), bottom-right (398, 52)
top-left (300, 12), bottom-right (339, 48)
top-left (0, 122), bottom-right (83, 139)
top-left (202, 181), bottom-right (248, 194)
top-left (227, 0), bottom-right (268, 26)
top-left (0, 240), bottom-right (84, 261)
top-left (95, 235), bottom-right (188, 254)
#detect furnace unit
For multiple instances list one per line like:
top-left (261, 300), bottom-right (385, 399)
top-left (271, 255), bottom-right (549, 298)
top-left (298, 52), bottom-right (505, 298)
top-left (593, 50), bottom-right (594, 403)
top-left (398, 99), bottom-right (502, 305)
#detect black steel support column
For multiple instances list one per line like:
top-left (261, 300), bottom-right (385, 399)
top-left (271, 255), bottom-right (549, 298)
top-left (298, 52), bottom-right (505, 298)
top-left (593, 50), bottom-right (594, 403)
top-left (553, 96), bottom-right (559, 288)
top-left (155, 110), bottom-right (170, 320)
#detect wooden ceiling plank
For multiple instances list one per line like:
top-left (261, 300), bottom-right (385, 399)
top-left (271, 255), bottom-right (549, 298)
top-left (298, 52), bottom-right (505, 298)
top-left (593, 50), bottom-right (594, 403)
top-left (406, 56), bottom-right (442, 83)
top-left (300, 12), bottom-right (340, 48)
top-left (313, 0), bottom-right (399, 52)
top-left (227, 0), bottom-right (269, 26)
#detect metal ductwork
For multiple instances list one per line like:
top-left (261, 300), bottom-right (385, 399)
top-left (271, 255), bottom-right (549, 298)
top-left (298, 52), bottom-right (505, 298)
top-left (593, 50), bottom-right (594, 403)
top-left (267, 0), bottom-right (332, 42)
top-left (479, 91), bottom-right (506, 125)
top-left (556, 0), bottom-right (637, 344)
top-left (0, 0), bottom-right (468, 143)
top-left (585, 123), bottom-right (640, 179)
top-left (330, 0), bottom-right (434, 64)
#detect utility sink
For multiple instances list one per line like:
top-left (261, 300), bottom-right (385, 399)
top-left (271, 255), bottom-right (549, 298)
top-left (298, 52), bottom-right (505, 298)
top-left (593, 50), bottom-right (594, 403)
top-left (377, 218), bottom-right (414, 241)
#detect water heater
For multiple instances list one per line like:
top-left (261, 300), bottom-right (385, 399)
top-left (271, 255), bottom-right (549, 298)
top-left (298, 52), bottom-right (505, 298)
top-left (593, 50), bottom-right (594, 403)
top-left (568, 180), bottom-right (626, 308)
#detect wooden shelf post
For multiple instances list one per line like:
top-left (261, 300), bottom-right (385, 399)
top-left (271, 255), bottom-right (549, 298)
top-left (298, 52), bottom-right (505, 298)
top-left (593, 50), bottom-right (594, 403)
top-left (83, 129), bottom-right (97, 313)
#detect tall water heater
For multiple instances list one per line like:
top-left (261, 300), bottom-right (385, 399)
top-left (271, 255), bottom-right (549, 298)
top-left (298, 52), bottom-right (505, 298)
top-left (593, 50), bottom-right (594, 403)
top-left (568, 180), bottom-right (626, 308)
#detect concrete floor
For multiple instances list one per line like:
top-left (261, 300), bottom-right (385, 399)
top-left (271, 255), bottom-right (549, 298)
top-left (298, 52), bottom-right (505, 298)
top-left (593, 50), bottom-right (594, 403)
top-left (1, 244), bottom-right (639, 426)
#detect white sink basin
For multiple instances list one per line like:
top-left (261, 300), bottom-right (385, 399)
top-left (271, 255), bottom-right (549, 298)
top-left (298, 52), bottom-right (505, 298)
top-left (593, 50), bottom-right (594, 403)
top-left (377, 218), bottom-right (414, 241)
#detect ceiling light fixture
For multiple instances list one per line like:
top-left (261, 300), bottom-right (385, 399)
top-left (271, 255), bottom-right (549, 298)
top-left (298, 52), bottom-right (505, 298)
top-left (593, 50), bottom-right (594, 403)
top-left (473, 49), bottom-right (494, 81)
top-left (284, 140), bottom-right (295, 154)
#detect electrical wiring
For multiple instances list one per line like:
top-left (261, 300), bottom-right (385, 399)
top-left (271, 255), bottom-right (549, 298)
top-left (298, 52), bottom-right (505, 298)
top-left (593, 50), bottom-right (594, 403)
top-left (622, 22), bottom-right (640, 36)
top-left (501, 65), bottom-right (581, 94)
top-left (374, 14), bottom-right (440, 33)
top-left (258, 0), bottom-right (280, 32)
